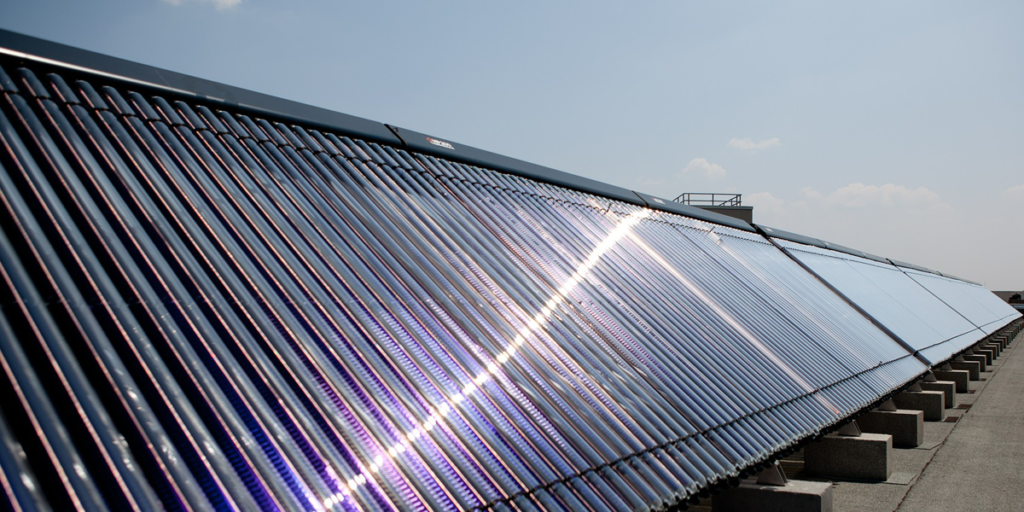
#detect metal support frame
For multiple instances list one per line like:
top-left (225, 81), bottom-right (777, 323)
top-left (877, 400), bottom-right (898, 412)
top-left (836, 420), bottom-right (862, 437)
top-left (755, 461), bottom-right (789, 486)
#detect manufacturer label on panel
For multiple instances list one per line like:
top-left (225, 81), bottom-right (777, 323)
top-left (426, 137), bottom-right (455, 150)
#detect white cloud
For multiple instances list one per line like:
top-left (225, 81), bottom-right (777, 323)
top-left (162, 0), bottom-right (241, 9)
top-left (745, 192), bottom-right (786, 215)
top-left (728, 137), bottom-right (780, 151)
top-left (1002, 184), bottom-right (1024, 198)
top-left (682, 158), bottom-right (727, 179)
top-left (800, 183), bottom-right (947, 209)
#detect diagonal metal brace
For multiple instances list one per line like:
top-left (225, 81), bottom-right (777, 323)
top-left (836, 420), bottom-right (862, 437)
top-left (755, 461), bottom-right (789, 486)
top-left (876, 399), bottom-right (898, 412)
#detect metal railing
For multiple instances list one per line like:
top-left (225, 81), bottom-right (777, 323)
top-left (673, 193), bottom-right (743, 206)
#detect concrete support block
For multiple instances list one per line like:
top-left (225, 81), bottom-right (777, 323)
top-left (961, 354), bottom-right (987, 372)
top-left (891, 391), bottom-right (945, 421)
top-left (713, 479), bottom-right (833, 512)
top-left (981, 343), bottom-right (1000, 358)
top-left (856, 410), bottom-right (923, 448)
top-left (933, 370), bottom-right (969, 392)
top-left (919, 381), bottom-right (956, 408)
top-left (990, 347), bottom-right (1000, 360)
top-left (972, 349), bottom-right (994, 365)
top-left (949, 361), bottom-right (981, 380)
top-left (804, 433), bottom-right (892, 481)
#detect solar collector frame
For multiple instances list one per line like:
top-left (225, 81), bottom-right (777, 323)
top-left (0, 37), bottom-right (1015, 511)
top-left (899, 268), bottom-right (1019, 336)
top-left (772, 238), bottom-right (1020, 366)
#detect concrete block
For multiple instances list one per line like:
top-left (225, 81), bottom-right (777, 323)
top-left (892, 390), bottom-right (945, 421)
top-left (980, 344), bottom-right (1000, 358)
top-left (804, 433), bottom-right (892, 481)
top-left (919, 381), bottom-right (956, 408)
top-left (856, 410), bottom-right (923, 448)
top-left (933, 370), bottom-right (969, 392)
top-left (978, 348), bottom-right (995, 364)
top-left (713, 479), bottom-right (833, 512)
top-left (949, 361), bottom-right (981, 380)
top-left (972, 349), bottom-right (993, 365)
top-left (961, 354), bottom-right (987, 372)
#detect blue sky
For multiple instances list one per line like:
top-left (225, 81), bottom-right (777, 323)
top-left (3, 0), bottom-right (1022, 289)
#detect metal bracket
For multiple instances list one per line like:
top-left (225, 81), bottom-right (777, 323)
top-left (755, 461), bottom-right (789, 486)
top-left (877, 399), bottom-right (898, 412)
top-left (836, 420), bottom-right (862, 437)
top-left (923, 372), bottom-right (938, 383)
top-left (908, 383), bottom-right (923, 392)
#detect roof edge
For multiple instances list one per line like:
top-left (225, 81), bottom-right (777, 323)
top-left (1, 29), bottom-right (773, 230)
top-left (753, 224), bottom-right (827, 248)
top-left (386, 124), bottom-right (647, 208)
top-left (633, 191), bottom-right (755, 232)
top-left (10, 30), bottom-right (991, 248)
top-left (0, 29), bottom-right (403, 146)
top-left (758, 224), bottom-right (985, 283)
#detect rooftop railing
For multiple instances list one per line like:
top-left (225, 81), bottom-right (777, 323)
top-left (673, 193), bottom-right (743, 206)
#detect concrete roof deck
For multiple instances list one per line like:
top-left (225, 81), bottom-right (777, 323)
top-left (894, 330), bottom-right (1024, 512)
top-left (694, 328), bottom-right (1024, 512)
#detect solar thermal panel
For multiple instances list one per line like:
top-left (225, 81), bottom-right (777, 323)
top-left (900, 268), bottom-right (1019, 336)
top-left (0, 39), bottom-right (1016, 511)
top-left (774, 238), bottom-right (1019, 364)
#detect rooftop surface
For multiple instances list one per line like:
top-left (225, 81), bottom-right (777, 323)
top-left (894, 329), bottom-right (1024, 512)
top-left (691, 328), bottom-right (1024, 511)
